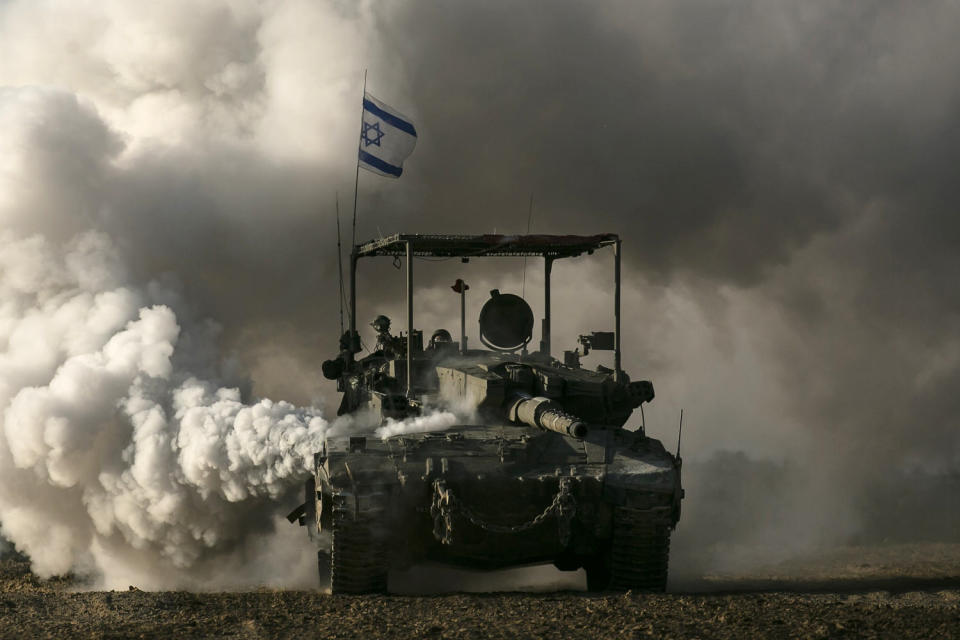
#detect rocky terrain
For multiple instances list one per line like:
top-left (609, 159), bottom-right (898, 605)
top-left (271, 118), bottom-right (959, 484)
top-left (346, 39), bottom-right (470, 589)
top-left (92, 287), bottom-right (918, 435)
top-left (0, 543), bottom-right (957, 639)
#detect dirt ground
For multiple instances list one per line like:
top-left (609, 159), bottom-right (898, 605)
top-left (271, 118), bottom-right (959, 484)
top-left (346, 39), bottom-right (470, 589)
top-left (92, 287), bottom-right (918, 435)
top-left (0, 544), bottom-right (957, 639)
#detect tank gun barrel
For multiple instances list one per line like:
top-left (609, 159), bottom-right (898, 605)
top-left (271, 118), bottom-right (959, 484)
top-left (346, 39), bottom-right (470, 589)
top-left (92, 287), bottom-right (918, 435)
top-left (507, 394), bottom-right (588, 439)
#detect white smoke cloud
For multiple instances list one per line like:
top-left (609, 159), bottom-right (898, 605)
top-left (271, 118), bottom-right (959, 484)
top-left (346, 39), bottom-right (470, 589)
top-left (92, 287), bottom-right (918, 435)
top-left (0, 0), bottom-right (423, 588)
top-left (0, 0), bottom-right (382, 161)
top-left (0, 227), bottom-right (337, 586)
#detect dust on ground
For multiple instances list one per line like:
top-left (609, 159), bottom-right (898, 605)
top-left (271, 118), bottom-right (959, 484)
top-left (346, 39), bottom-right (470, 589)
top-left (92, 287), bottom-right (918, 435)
top-left (0, 544), bottom-right (957, 639)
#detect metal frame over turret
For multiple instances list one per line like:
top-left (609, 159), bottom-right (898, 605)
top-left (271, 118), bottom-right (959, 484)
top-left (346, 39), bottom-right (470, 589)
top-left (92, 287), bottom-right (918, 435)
top-left (348, 233), bottom-right (624, 396)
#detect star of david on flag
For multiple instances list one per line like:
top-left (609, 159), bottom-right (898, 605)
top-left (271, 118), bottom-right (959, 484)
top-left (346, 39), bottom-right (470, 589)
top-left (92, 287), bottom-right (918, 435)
top-left (358, 93), bottom-right (417, 178)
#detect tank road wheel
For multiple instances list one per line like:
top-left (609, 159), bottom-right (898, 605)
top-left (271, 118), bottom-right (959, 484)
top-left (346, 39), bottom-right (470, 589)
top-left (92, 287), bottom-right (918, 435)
top-left (328, 492), bottom-right (389, 594)
top-left (586, 506), bottom-right (671, 592)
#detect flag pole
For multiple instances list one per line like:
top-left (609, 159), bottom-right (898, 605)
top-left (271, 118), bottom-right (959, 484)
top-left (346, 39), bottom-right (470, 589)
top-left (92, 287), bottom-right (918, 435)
top-left (348, 69), bottom-right (366, 366)
top-left (336, 192), bottom-right (345, 336)
top-left (351, 69), bottom-right (367, 253)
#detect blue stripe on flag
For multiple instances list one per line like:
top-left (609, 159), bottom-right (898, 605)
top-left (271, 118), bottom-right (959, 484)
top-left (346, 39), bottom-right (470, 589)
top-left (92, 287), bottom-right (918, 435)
top-left (362, 99), bottom-right (417, 137)
top-left (358, 149), bottom-right (403, 177)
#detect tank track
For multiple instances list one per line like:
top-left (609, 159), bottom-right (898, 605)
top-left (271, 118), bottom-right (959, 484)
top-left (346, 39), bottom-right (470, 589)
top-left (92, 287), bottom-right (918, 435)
top-left (328, 491), bottom-right (389, 594)
top-left (608, 506), bottom-right (671, 592)
top-left (586, 506), bottom-right (671, 592)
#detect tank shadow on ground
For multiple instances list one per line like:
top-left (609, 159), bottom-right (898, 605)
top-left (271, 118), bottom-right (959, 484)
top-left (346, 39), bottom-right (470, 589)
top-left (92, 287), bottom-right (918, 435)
top-left (388, 563), bottom-right (587, 595)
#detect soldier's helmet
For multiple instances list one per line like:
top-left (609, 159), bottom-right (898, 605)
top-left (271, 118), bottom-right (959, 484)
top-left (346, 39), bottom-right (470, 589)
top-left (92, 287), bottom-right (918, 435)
top-left (371, 315), bottom-right (391, 332)
top-left (429, 329), bottom-right (453, 348)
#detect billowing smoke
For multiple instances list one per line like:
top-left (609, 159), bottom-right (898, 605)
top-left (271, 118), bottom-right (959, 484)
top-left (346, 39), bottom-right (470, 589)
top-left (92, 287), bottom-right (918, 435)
top-left (0, 227), bottom-right (344, 587)
top-left (0, 1), bottom-right (379, 588)
top-left (1, 0), bottom-right (958, 589)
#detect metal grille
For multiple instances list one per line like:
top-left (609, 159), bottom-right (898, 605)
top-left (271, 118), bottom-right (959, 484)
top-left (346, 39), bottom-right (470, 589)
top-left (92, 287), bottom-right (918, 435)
top-left (355, 233), bottom-right (618, 259)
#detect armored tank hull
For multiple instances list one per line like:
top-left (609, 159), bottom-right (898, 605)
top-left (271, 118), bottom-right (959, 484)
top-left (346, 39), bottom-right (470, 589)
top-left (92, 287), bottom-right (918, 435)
top-left (293, 232), bottom-right (684, 593)
top-left (302, 422), bottom-right (681, 593)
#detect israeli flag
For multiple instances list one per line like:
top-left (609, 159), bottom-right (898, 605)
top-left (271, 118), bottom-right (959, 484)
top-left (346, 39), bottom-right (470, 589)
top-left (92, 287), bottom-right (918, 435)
top-left (358, 93), bottom-right (417, 178)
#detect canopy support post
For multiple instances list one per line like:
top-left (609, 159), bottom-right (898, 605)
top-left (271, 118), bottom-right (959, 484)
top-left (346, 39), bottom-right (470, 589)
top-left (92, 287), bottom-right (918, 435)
top-left (348, 250), bottom-right (357, 367)
top-left (541, 256), bottom-right (553, 357)
top-left (460, 284), bottom-right (467, 354)
top-left (406, 241), bottom-right (414, 397)
top-left (614, 239), bottom-right (622, 381)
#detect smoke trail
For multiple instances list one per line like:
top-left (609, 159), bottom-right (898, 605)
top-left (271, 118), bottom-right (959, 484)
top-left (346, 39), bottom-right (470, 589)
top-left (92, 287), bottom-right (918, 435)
top-left (375, 411), bottom-right (458, 440)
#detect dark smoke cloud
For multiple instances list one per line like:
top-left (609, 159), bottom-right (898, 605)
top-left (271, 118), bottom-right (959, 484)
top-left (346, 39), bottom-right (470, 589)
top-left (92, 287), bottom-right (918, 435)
top-left (372, 1), bottom-right (860, 281)
top-left (373, 1), bottom-right (960, 459)
top-left (367, 0), bottom-right (960, 562)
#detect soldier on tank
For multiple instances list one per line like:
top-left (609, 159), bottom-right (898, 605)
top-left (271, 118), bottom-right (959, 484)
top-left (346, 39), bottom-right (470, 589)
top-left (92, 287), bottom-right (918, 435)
top-left (371, 314), bottom-right (402, 358)
top-left (428, 328), bottom-right (454, 353)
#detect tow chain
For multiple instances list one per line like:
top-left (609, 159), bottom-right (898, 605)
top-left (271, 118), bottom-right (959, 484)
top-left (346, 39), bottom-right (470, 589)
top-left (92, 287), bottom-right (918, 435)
top-left (430, 477), bottom-right (577, 546)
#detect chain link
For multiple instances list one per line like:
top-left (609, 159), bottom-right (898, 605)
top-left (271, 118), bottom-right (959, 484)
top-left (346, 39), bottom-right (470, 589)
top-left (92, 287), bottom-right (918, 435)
top-left (431, 479), bottom-right (454, 544)
top-left (430, 477), bottom-right (577, 545)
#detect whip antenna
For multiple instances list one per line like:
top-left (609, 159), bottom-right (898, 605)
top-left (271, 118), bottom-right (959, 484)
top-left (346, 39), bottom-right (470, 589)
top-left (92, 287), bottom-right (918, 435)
top-left (677, 409), bottom-right (684, 458)
top-left (336, 193), bottom-right (345, 335)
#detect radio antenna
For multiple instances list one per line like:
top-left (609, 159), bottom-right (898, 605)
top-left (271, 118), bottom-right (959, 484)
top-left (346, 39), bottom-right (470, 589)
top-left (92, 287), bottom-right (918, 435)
top-left (676, 409), bottom-right (684, 459)
top-left (336, 193), bottom-right (345, 335)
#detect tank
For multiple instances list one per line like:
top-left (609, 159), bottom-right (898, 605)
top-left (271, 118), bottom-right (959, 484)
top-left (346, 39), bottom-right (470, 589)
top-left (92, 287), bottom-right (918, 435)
top-left (288, 233), bottom-right (683, 593)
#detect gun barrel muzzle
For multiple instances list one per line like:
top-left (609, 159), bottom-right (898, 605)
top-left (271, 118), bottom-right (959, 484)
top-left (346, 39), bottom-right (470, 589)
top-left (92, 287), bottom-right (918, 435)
top-left (508, 395), bottom-right (588, 439)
